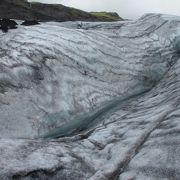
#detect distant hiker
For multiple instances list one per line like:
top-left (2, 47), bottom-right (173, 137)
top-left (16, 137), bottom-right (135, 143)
top-left (21, 20), bottom-right (40, 26)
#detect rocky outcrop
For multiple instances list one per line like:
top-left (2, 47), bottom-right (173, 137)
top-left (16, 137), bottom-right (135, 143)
top-left (0, 13), bottom-right (180, 179)
top-left (21, 20), bottom-right (40, 26)
top-left (0, 18), bottom-right (18, 32)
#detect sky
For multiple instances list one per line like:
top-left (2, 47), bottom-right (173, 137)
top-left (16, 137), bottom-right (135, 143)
top-left (28, 0), bottom-right (180, 19)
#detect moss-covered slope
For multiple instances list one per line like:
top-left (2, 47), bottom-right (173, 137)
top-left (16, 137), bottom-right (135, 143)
top-left (90, 11), bottom-right (123, 21)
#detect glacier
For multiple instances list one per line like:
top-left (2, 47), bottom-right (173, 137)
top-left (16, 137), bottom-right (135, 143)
top-left (0, 13), bottom-right (180, 179)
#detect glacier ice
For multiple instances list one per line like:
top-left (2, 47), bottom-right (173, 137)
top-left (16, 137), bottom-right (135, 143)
top-left (0, 13), bottom-right (180, 179)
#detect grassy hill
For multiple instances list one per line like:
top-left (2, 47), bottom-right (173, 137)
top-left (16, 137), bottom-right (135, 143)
top-left (91, 12), bottom-right (123, 21)
top-left (0, 0), bottom-right (123, 22)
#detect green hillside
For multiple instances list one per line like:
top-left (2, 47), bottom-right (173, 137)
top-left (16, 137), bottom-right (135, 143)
top-left (91, 12), bottom-right (123, 21)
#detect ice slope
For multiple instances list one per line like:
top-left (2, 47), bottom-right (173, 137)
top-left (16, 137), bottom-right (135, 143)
top-left (0, 13), bottom-right (180, 179)
top-left (0, 14), bottom-right (179, 138)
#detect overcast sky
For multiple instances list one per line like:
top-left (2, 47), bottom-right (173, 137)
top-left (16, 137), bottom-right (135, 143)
top-left (28, 0), bottom-right (180, 19)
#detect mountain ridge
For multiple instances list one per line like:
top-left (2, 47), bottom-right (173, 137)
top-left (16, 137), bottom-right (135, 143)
top-left (0, 0), bottom-right (123, 22)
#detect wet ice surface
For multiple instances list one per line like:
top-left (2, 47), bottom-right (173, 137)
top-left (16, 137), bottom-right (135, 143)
top-left (0, 13), bottom-right (180, 179)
